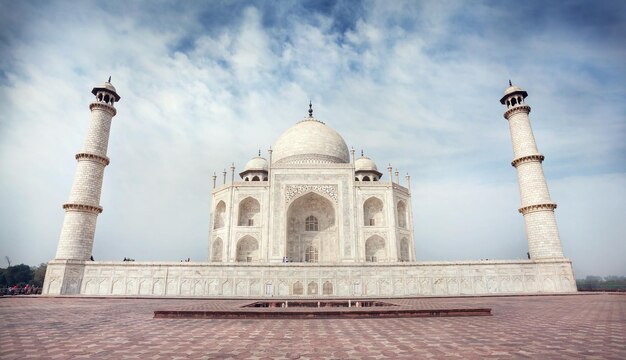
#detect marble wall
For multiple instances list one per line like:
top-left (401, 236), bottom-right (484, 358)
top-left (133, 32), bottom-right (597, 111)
top-left (43, 259), bottom-right (577, 296)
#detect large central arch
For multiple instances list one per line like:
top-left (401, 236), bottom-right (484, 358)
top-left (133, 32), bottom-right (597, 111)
top-left (286, 192), bottom-right (337, 263)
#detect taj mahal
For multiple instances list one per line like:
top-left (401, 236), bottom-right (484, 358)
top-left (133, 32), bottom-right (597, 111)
top-left (43, 80), bottom-right (577, 297)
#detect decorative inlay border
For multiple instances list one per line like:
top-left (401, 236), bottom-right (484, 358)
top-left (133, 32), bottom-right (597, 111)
top-left (285, 184), bottom-right (338, 204)
top-left (518, 203), bottom-right (557, 215)
top-left (235, 232), bottom-right (261, 241)
top-left (511, 154), bottom-right (544, 167)
top-left (75, 152), bottom-right (110, 166)
top-left (89, 102), bottom-right (117, 116)
top-left (63, 203), bottom-right (103, 214)
top-left (503, 104), bottom-right (531, 119)
top-left (275, 154), bottom-right (348, 165)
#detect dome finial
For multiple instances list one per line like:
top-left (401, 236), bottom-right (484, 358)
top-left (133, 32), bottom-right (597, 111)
top-left (258, 149), bottom-right (261, 156)
top-left (361, 149), bottom-right (364, 157)
top-left (108, 76), bottom-right (112, 83)
top-left (308, 101), bottom-right (313, 118)
top-left (509, 79), bottom-right (512, 86)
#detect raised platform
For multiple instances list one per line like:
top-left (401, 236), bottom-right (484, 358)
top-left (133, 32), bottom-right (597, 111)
top-left (153, 299), bottom-right (492, 319)
top-left (43, 258), bottom-right (577, 297)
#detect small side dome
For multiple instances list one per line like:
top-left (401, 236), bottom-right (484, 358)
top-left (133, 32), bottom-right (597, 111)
top-left (239, 155), bottom-right (269, 181)
top-left (244, 156), bottom-right (268, 172)
top-left (355, 156), bottom-right (378, 172)
top-left (354, 154), bottom-right (383, 182)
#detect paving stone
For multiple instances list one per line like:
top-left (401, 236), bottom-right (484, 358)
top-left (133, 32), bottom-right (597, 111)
top-left (0, 294), bottom-right (624, 359)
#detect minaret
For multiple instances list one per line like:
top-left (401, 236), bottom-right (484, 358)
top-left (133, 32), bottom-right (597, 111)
top-left (500, 82), bottom-right (564, 259)
top-left (54, 79), bottom-right (120, 260)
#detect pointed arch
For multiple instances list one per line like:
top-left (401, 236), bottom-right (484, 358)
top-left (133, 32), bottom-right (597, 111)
top-left (307, 281), bottom-right (318, 295)
top-left (238, 197), bottom-right (260, 226)
top-left (286, 192), bottom-right (337, 263)
top-left (399, 237), bottom-right (410, 262)
top-left (236, 235), bottom-right (259, 262)
top-left (323, 281), bottom-right (333, 295)
top-left (293, 281), bottom-right (303, 295)
top-left (365, 235), bottom-right (386, 262)
top-left (213, 201), bottom-right (226, 229)
top-left (363, 197), bottom-right (384, 226)
top-left (397, 200), bottom-right (407, 228)
top-left (211, 238), bottom-right (223, 262)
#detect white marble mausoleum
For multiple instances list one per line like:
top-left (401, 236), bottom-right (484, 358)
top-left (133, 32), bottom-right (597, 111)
top-left (43, 80), bottom-right (577, 297)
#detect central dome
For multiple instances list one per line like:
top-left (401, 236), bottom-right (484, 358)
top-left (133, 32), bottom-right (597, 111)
top-left (272, 118), bottom-right (350, 165)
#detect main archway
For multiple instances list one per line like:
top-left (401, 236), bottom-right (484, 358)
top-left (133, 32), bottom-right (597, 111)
top-left (286, 192), bottom-right (337, 263)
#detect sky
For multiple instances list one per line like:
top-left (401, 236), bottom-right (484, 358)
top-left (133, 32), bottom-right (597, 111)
top-left (0, 0), bottom-right (624, 278)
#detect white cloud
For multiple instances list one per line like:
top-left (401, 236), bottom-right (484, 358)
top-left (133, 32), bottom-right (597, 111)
top-left (0, 1), bottom-right (624, 277)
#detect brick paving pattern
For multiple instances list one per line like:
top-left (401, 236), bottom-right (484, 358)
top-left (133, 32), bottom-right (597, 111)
top-left (1, 294), bottom-right (624, 359)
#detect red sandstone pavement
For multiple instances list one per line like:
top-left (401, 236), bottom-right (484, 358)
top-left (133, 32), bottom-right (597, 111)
top-left (0, 293), bottom-right (624, 359)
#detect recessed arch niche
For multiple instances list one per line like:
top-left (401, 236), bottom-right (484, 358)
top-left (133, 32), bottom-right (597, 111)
top-left (238, 197), bottom-right (260, 226)
top-left (286, 192), bottom-right (337, 263)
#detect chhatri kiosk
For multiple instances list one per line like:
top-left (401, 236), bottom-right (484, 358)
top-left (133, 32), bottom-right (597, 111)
top-left (43, 80), bottom-right (576, 297)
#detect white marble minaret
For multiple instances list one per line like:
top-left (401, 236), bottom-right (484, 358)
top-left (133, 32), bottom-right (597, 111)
top-left (501, 82), bottom-right (564, 259)
top-left (54, 79), bottom-right (120, 260)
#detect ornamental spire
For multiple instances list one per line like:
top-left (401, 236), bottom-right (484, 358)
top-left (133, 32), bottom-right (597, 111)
top-left (509, 79), bottom-right (512, 86)
top-left (308, 101), bottom-right (313, 118)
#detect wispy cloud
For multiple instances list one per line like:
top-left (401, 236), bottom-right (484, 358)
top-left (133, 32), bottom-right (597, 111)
top-left (1, 0), bottom-right (624, 276)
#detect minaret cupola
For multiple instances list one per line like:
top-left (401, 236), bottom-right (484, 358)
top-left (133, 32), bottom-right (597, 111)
top-left (239, 150), bottom-right (269, 181)
top-left (91, 76), bottom-right (120, 109)
top-left (354, 151), bottom-right (382, 181)
top-left (500, 80), bottom-right (528, 109)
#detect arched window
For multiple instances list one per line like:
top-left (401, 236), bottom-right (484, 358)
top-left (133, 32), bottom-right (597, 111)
top-left (397, 201), bottom-right (407, 228)
top-left (236, 236), bottom-right (259, 262)
top-left (213, 201), bottom-right (226, 229)
top-left (363, 197), bottom-right (384, 226)
top-left (211, 238), bottom-right (223, 262)
top-left (263, 177), bottom-right (268, 181)
top-left (307, 281), bottom-right (318, 295)
top-left (355, 177), bottom-right (359, 181)
top-left (244, 177), bottom-right (249, 181)
top-left (305, 215), bottom-right (318, 231)
top-left (511, 97), bottom-right (517, 106)
top-left (323, 281), bottom-right (333, 295)
top-left (252, 176), bottom-right (260, 181)
top-left (363, 176), bottom-right (371, 181)
top-left (365, 235), bottom-right (386, 262)
top-left (293, 281), bottom-right (303, 295)
top-left (399, 237), bottom-right (410, 262)
top-left (238, 197), bottom-right (260, 226)
top-left (305, 246), bottom-right (319, 263)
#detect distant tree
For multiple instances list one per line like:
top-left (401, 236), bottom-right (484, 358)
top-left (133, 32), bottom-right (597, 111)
top-left (4, 264), bottom-right (33, 286)
top-left (577, 275), bottom-right (626, 291)
top-left (32, 263), bottom-right (48, 287)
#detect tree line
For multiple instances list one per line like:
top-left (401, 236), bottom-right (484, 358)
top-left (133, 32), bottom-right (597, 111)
top-left (0, 263), bottom-right (47, 289)
top-left (576, 276), bottom-right (626, 291)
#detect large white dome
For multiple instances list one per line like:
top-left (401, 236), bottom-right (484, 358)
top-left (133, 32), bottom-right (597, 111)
top-left (272, 118), bottom-right (350, 165)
